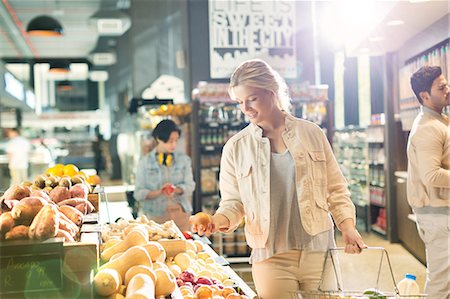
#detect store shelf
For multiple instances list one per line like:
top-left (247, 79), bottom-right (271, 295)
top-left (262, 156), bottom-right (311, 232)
top-left (333, 127), bottom-right (370, 232)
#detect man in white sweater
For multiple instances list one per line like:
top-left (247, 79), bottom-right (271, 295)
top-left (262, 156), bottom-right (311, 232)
top-left (407, 66), bottom-right (450, 299)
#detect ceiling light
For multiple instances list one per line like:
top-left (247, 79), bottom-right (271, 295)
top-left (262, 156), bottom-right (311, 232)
top-left (90, 10), bottom-right (131, 36)
top-left (49, 60), bottom-right (70, 73)
top-left (26, 15), bottom-right (63, 37)
top-left (386, 20), bottom-right (404, 26)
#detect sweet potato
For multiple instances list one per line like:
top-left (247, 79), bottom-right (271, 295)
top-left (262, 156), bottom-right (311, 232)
top-left (0, 212), bottom-right (15, 234)
top-left (1, 198), bottom-right (19, 213)
top-left (49, 186), bottom-right (71, 203)
top-left (30, 190), bottom-right (53, 203)
top-left (58, 212), bottom-right (79, 236)
top-left (3, 185), bottom-right (30, 201)
top-left (29, 205), bottom-right (59, 240)
top-left (70, 183), bottom-right (89, 199)
top-left (75, 201), bottom-right (95, 215)
top-left (5, 225), bottom-right (29, 240)
top-left (11, 196), bottom-right (48, 225)
top-left (56, 228), bottom-right (75, 242)
top-left (58, 205), bottom-right (83, 226)
top-left (57, 198), bottom-right (89, 207)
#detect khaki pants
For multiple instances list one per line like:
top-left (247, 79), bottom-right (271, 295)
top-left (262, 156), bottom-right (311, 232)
top-left (9, 168), bottom-right (28, 186)
top-left (415, 213), bottom-right (450, 299)
top-left (252, 250), bottom-right (337, 299)
top-left (150, 200), bottom-right (191, 232)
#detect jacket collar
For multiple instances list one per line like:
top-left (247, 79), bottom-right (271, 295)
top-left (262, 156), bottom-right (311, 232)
top-left (249, 111), bottom-right (295, 140)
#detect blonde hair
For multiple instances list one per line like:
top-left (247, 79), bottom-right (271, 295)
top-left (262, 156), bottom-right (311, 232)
top-left (229, 59), bottom-right (291, 111)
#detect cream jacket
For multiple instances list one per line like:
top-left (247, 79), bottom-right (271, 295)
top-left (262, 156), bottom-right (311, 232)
top-left (407, 106), bottom-right (450, 208)
top-left (216, 113), bottom-right (356, 249)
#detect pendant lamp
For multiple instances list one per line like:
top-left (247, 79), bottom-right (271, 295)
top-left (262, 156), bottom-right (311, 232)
top-left (49, 60), bottom-right (70, 73)
top-left (27, 15), bottom-right (63, 37)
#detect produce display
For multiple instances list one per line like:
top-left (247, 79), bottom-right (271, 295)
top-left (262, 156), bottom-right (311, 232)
top-left (0, 164), bottom-right (99, 242)
top-left (97, 216), bottom-right (252, 299)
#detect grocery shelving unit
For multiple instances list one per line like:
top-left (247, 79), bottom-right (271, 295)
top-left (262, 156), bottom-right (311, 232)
top-left (367, 123), bottom-right (387, 237)
top-left (191, 84), bottom-right (250, 260)
top-left (333, 127), bottom-right (369, 232)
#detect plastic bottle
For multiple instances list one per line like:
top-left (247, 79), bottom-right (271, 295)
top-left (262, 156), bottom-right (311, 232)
top-left (397, 273), bottom-right (420, 297)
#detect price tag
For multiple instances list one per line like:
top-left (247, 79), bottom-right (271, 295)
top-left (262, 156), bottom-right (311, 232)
top-left (0, 238), bottom-right (64, 295)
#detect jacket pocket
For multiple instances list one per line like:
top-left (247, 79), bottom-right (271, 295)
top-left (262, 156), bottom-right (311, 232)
top-left (244, 211), bottom-right (262, 235)
top-left (237, 163), bottom-right (253, 202)
top-left (308, 150), bottom-right (327, 185)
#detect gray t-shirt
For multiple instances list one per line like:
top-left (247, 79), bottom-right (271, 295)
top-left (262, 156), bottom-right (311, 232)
top-left (250, 150), bottom-right (335, 263)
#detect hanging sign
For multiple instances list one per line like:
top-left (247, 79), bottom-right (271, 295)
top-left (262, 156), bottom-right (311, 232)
top-left (208, 0), bottom-right (297, 79)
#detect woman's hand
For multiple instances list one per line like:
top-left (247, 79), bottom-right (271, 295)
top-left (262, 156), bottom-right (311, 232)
top-left (161, 183), bottom-right (176, 197)
top-left (190, 213), bottom-right (230, 237)
top-left (339, 218), bottom-right (367, 254)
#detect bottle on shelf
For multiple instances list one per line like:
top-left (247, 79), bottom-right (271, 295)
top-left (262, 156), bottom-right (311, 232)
top-left (397, 273), bottom-right (420, 297)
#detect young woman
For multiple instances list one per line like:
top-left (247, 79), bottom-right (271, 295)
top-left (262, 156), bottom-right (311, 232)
top-left (191, 59), bottom-right (366, 298)
top-left (134, 119), bottom-right (195, 231)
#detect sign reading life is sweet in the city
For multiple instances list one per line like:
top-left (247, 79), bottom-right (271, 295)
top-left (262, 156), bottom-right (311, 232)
top-left (208, 0), bottom-right (297, 79)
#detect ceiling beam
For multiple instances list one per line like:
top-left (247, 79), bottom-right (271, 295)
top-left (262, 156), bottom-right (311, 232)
top-left (0, 1), bottom-right (33, 57)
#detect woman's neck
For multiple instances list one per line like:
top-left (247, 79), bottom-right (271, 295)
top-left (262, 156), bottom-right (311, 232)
top-left (259, 109), bottom-right (285, 137)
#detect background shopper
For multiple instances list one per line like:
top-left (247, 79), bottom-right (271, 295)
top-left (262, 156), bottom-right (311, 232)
top-left (134, 119), bottom-right (195, 231)
top-left (5, 127), bottom-right (31, 185)
top-left (192, 59), bottom-right (366, 299)
top-left (407, 65), bottom-right (450, 299)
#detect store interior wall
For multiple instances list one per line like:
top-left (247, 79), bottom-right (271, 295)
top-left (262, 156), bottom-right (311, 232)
top-left (187, 1), bottom-right (317, 91)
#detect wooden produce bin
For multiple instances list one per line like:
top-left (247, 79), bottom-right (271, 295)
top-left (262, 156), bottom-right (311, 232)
top-left (87, 192), bottom-right (100, 212)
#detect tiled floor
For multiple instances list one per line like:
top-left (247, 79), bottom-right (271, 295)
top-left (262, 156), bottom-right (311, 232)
top-left (230, 232), bottom-right (427, 294)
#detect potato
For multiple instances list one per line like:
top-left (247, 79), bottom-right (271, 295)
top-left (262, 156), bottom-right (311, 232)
top-left (29, 205), bottom-right (59, 240)
top-left (59, 176), bottom-right (72, 188)
top-left (11, 196), bottom-right (48, 225)
top-left (5, 225), bottom-right (29, 240)
top-left (45, 176), bottom-right (59, 188)
top-left (3, 185), bottom-right (30, 201)
top-left (0, 212), bottom-right (15, 234)
top-left (34, 175), bottom-right (47, 189)
top-left (49, 186), bottom-right (71, 203)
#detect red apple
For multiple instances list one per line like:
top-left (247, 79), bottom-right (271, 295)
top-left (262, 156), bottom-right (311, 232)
top-left (196, 276), bottom-right (213, 285)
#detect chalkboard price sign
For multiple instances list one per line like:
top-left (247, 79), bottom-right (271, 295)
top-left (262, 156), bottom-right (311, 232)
top-left (0, 238), bottom-right (64, 295)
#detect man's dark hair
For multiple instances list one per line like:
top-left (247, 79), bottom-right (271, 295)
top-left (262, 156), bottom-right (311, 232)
top-left (410, 66), bottom-right (442, 104)
top-left (152, 119), bottom-right (181, 142)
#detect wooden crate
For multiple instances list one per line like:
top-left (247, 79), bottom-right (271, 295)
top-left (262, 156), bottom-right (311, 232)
top-left (87, 193), bottom-right (100, 212)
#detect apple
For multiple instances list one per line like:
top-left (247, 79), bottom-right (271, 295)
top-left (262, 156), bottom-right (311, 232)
top-left (196, 276), bottom-right (213, 285)
top-left (179, 270), bottom-right (196, 284)
top-left (162, 184), bottom-right (175, 195)
top-left (177, 278), bottom-right (184, 287)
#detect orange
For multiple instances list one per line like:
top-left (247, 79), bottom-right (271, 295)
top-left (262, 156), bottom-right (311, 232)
top-left (189, 212), bottom-right (212, 227)
top-left (63, 164), bottom-right (79, 177)
top-left (46, 166), bottom-right (64, 176)
top-left (226, 293), bottom-right (242, 299)
top-left (220, 287), bottom-right (236, 298)
top-left (195, 285), bottom-right (213, 299)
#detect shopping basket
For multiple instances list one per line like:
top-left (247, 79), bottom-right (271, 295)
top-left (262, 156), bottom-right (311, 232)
top-left (295, 247), bottom-right (427, 299)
